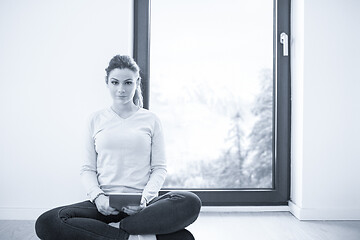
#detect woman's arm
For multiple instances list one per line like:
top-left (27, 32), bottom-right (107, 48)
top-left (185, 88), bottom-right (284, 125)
top-left (80, 115), bottom-right (104, 202)
top-left (142, 117), bottom-right (167, 204)
top-left (80, 115), bottom-right (118, 215)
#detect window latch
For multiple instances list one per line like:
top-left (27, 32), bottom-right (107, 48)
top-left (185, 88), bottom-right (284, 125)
top-left (280, 32), bottom-right (289, 56)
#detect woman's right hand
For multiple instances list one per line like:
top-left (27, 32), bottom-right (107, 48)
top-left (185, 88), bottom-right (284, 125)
top-left (94, 194), bottom-right (120, 216)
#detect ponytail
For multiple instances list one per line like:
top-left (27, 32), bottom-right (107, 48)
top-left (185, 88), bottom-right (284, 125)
top-left (134, 79), bottom-right (143, 108)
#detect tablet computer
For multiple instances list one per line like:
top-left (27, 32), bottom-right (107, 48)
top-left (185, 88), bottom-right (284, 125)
top-left (109, 193), bottom-right (142, 210)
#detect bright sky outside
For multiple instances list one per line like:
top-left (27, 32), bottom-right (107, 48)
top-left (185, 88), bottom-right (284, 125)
top-left (150, 0), bottom-right (273, 175)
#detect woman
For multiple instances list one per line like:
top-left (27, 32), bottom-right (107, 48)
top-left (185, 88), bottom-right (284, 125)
top-left (35, 55), bottom-right (201, 240)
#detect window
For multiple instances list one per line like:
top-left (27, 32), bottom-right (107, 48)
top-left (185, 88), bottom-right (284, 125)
top-left (133, 0), bottom-right (290, 206)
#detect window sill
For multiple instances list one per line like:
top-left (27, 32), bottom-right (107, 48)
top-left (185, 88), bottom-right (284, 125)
top-left (200, 205), bottom-right (290, 213)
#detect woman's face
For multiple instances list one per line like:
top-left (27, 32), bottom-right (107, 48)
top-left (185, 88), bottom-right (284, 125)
top-left (107, 68), bottom-right (139, 105)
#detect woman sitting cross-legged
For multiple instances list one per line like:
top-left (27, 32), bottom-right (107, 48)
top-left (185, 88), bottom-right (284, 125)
top-left (35, 55), bottom-right (202, 240)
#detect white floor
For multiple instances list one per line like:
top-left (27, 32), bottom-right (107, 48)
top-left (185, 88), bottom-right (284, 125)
top-left (187, 212), bottom-right (360, 240)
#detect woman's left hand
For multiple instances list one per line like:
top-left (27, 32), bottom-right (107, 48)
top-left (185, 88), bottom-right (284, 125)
top-left (122, 197), bottom-right (147, 215)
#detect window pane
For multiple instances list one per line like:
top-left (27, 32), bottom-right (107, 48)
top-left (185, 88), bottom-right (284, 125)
top-left (150, 0), bottom-right (273, 189)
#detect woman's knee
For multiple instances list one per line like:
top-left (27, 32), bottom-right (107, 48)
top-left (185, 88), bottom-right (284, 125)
top-left (168, 191), bottom-right (201, 223)
top-left (173, 191), bottom-right (201, 213)
top-left (35, 207), bottom-right (61, 239)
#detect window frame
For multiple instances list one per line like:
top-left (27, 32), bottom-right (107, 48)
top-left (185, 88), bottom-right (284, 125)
top-left (133, 0), bottom-right (291, 206)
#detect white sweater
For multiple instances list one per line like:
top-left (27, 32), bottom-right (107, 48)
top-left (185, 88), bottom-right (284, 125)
top-left (80, 107), bottom-right (167, 203)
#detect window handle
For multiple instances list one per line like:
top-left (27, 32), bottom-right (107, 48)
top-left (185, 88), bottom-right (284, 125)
top-left (280, 32), bottom-right (288, 56)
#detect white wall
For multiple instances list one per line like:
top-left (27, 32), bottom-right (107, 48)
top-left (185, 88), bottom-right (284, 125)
top-left (290, 0), bottom-right (360, 220)
top-left (0, 0), bottom-right (133, 220)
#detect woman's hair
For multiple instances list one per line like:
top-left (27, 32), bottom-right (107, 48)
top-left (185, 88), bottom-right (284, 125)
top-left (105, 55), bottom-right (143, 108)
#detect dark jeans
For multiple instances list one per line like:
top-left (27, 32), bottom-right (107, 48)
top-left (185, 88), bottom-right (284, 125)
top-left (35, 191), bottom-right (201, 240)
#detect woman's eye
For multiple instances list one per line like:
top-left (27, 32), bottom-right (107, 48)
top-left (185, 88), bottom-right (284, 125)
top-left (111, 81), bottom-right (119, 85)
top-left (125, 81), bottom-right (133, 85)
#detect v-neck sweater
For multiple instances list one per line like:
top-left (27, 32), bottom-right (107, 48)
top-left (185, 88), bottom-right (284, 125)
top-left (80, 107), bottom-right (167, 203)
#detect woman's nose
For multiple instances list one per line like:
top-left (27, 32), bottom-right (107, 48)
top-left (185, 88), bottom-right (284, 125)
top-left (117, 86), bottom-right (125, 93)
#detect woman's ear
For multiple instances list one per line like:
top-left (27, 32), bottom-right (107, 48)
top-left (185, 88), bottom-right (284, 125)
top-left (105, 76), bottom-right (108, 85)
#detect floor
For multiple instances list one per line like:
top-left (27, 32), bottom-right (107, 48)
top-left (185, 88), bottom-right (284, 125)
top-left (1, 212), bottom-right (360, 240)
top-left (188, 212), bottom-right (360, 240)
